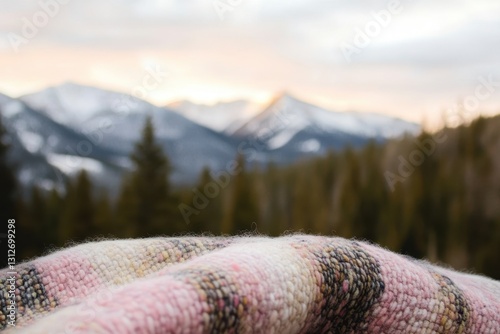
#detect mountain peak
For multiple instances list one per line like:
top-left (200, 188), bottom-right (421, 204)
top-left (235, 90), bottom-right (420, 141)
top-left (19, 82), bottom-right (159, 126)
top-left (259, 91), bottom-right (315, 120)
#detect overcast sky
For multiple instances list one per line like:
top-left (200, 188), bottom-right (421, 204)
top-left (1, 0), bottom-right (500, 127)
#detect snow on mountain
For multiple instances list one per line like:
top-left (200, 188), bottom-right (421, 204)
top-left (0, 97), bottom-right (128, 193)
top-left (168, 99), bottom-right (259, 133)
top-left (228, 93), bottom-right (421, 163)
top-left (46, 153), bottom-right (105, 175)
top-left (17, 128), bottom-right (44, 153)
top-left (16, 83), bottom-right (241, 186)
top-left (235, 93), bottom-right (419, 139)
top-left (341, 112), bottom-right (421, 138)
top-left (19, 82), bottom-right (156, 127)
top-left (2, 84), bottom-right (421, 192)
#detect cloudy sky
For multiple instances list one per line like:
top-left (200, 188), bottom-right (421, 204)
top-left (1, 0), bottom-right (500, 127)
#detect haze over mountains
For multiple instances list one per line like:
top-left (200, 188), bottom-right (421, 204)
top-left (0, 83), bottom-right (419, 193)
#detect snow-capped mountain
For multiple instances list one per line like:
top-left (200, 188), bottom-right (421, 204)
top-left (1, 94), bottom-right (128, 192)
top-left (235, 93), bottom-right (419, 140)
top-left (232, 93), bottom-right (419, 161)
top-left (1, 83), bottom-right (420, 192)
top-left (20, 83), bottom-right (150, 128)
top-left (168, 99), bottom-right (259, 134)
top-left (8, 83), bottom-right (240, 189)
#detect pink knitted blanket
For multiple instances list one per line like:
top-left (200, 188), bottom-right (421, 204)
top-left (1, 236), bottom-right (499, 333)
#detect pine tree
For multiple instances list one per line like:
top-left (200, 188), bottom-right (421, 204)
top-left (16, 186), bottom-right (44, 260)
top-left (60, 170), bottom-right (95, 243)
top-left (117, 116), bottom-right (172, 237)
top-left (188, 167), bottom-right (223, 235)
top-left (291, 162), bottom-right (326, 234)
top-left (16, 197), bottom-right (32, 261)
top-left (357, 142), bottom-right (387, 241)
top-left (262, 162), bottom-right (287, 236)
top-left (94, 190), bottom-right (114, 237)
top-left (45, 189), bottom-right (62, 247)
top-left (18, 186), bottom-right (60, 259)
top-left (333, 147), bottom-right (361, 238)
top-left (115, 176), bottom-right (138, 238)
top-left (224, 155), bottom-right (259, 234)
top-left (0, 116), bottom-right (17, 221)
top-left (0, 116), bottom-right (17, 267)
top-left (29, 185), bottom-right (47, 251)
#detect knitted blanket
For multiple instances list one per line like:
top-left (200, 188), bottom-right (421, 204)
top-left (1, 236), bottom-right (499, 333)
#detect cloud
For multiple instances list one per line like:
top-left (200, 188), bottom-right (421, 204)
top-left (0, 0), bottom-right (499, 127)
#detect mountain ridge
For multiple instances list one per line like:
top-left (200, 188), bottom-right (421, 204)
top-left (1, 82), bottom-right (420, 192)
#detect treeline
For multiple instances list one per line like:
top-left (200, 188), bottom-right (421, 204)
top-left (2, 115), bottom-right (500, 279)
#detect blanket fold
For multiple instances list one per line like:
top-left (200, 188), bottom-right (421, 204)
top-left (1, 236), bottom-right (499, 333)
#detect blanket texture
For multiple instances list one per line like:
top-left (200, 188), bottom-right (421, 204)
top-left (1, 235), bottom-right (499, 333)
